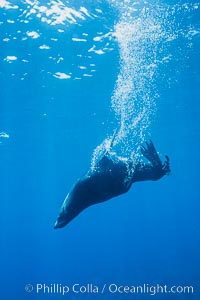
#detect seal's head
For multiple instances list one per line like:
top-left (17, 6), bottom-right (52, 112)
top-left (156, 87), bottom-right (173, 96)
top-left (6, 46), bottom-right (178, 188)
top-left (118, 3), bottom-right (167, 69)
top-left (54, 210), bottom-right (68, 229)
top-left (54, 205), bottom-right (81, 229)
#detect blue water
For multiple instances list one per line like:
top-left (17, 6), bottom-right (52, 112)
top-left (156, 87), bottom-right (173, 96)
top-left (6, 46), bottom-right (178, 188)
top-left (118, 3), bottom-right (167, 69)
top-left (0, 0), bottom-right (200, 299)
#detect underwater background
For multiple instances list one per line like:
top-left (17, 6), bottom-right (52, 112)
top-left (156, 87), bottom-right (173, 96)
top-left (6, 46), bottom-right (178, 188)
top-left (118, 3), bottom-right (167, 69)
top-left (0, 0), bottom-right (200, 299)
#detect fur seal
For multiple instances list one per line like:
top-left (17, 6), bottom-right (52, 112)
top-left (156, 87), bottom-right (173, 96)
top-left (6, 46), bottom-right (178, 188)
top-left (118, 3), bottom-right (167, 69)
top-left (54, 140), bottom-right (170, 229)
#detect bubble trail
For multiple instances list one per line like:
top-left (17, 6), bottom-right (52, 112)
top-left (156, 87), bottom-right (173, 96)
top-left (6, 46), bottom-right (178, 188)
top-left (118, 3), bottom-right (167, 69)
top-left (92, 0), bottom-right (200, 164)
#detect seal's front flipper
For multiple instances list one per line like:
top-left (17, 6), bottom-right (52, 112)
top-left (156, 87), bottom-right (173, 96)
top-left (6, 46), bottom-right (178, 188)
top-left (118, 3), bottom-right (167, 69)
top-left (162, 155), bottom-right (170, 175)
top-left (141, 140), bottom-right (162, 167)
top-left (104, 129), bottom-right (117, 156)
top-left (110, 129), bottom-right (118, 149)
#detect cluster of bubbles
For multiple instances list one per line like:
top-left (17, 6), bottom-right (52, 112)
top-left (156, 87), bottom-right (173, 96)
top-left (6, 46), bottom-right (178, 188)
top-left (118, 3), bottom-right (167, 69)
top-left (92, 0), bottom-right (200, 165)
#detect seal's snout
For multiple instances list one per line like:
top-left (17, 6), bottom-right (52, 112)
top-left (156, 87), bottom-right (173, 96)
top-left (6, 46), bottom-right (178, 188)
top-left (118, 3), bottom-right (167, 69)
top-left (54, 221), bottom-right (59, 229)
top-left (54, 214), bottom-right (69, 229)
top-left (54, 219), bottom-right (64, 229)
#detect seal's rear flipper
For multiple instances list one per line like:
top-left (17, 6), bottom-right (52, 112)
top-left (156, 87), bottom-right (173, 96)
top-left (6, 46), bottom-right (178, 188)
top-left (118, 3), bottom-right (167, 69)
top-left (140, 140), bottom-right (171, 179)
top-left (141, 140), bottom-right (162, 167)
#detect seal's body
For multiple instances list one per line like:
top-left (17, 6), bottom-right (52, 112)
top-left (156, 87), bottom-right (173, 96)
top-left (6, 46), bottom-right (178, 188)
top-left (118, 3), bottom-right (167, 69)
top-left (54, 141), bottom-right (170, 229)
